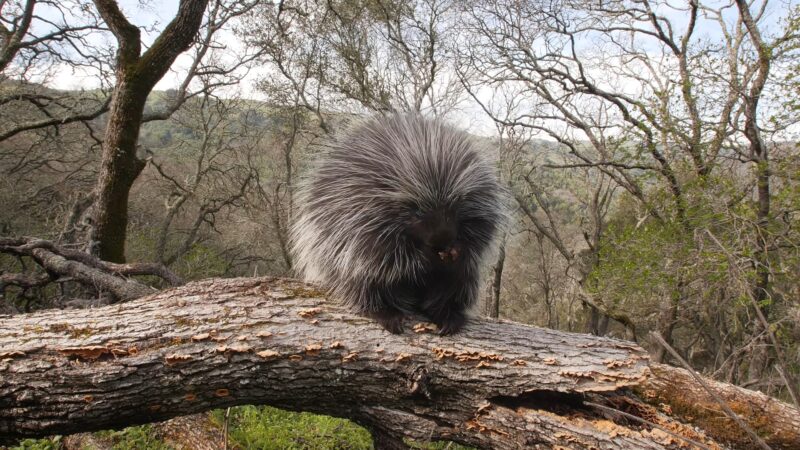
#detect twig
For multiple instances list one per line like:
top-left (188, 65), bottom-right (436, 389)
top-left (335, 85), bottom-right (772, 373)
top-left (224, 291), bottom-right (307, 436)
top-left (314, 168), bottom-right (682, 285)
top-left (704, 229), bottom-right (800, 407)
top-left (223, 406), bottom-right (231, 450)
top-left (651, 332), bottom-right (772, 450)
top-left (584, 401), bottom-right (712, 450)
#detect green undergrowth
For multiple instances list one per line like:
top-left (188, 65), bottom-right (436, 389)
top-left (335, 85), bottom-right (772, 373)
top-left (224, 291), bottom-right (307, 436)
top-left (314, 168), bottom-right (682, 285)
top-left (6, 437), bottom-right (62, 450)
top-left (7, 407), bottom-right (474, 450)
top-left (94, 425), bottom-right (173, 450)
top-left (209, 406), bottom-right (474, 450)
top-left (210, 406), bottom-right (372, 449)
top-left (5, 425), bottom-right (173, 450)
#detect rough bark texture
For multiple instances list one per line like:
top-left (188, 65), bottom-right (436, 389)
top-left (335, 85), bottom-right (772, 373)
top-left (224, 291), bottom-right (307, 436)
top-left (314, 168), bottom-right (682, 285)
top-left (90, 77), bottom-right (150, 263)
top-left (1, 277), bottom-right (798, 449)
top-left (639, 363), bottom-right (800, 450)
top-left (90, 0), bottom-right (210, 262)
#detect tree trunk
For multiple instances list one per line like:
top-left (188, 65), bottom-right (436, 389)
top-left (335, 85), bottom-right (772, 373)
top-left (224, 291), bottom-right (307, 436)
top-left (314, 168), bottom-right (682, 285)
top-left (1, 277), bottom-right (798, 449)
top-left (639, 363), bottom-right (799, 450)
top-left (91, 78), bottom-right (148, 262)
top-left (487, 239), bottom-right (505, 319)
top-left (652, 292), bottom-right (680, 364)
top-left (90, 0), bottom-right (210, 262)
top-left (732, 0), bottom-right (777, 388)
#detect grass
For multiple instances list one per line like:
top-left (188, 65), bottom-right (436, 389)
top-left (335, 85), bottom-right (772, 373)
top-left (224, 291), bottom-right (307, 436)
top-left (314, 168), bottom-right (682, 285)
top-left (7, 407), bottom-right (474, 450)
top-left (6, 437), bottom-right (62, 450)
top-left (210, 406), bottom-right (372, 450)
top-left (209, 406), bottom-right (474, 450)
top-left (94, 425), bottom-right (173, 450)
top-left (7, 425), bottom-right (173, 450)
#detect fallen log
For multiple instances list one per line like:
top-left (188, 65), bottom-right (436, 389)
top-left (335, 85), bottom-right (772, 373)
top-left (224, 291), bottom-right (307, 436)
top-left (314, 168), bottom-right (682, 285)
top-left (0, 277), bottom-right (797, 449)
top-left (638, 363), bottom-right (800, 450)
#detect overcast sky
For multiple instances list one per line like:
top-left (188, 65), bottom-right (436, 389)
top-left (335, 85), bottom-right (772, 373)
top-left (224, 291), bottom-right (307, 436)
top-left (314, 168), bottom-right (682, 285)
top-left (36, 0), bottom-right (800, 138)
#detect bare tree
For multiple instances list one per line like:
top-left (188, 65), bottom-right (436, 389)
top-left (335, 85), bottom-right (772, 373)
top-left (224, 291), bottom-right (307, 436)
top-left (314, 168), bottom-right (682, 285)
top-left (246, 107), bottom-right (326, 272)
top-left (243, 0), bottom-right (464, 118)
top-left (147, 92), bottom-right (256, 269)
top-left (236, 0), bottom-right (469, 276)
top-left (1, 0), bottom-right (268, 263)
top-left (458, 0), bottom-right (800, 393)
top-left (88, 0), bottom-right (211, 263)
top-left (0, 0), bottom-right (111, 144)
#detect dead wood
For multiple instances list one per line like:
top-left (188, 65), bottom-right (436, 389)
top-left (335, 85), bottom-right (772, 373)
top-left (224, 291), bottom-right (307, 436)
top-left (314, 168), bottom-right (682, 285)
top-left (0, 277), bottom-right (797, 449)
top-left (0, 237), bottom-right (183, 303)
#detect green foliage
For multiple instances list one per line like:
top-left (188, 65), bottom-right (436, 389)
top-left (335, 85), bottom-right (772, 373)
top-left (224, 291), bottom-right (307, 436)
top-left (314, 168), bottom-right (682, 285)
top-left (175, 243), bottom-right (231, 278)
top-left (588, 214), bottom-right (687, 306)
top-left (209, 406), bottom-right (372, 450)
top-left (95, 425), bottom-right (173, 450)
top-left (5, 425), bottom-right (172, 450)
top-left (207, 406), bottom-right (474, 450)
top-left (7, 437), bottom-right (61, 450)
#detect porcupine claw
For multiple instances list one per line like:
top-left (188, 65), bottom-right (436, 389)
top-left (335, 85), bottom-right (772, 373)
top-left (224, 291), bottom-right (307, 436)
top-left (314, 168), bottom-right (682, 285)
top-left (370, 308), bottom-right (405, 334)
top-left (378, 316), bottom-right (405, 334)
top-left (436, 310), bottom-right (466, 336)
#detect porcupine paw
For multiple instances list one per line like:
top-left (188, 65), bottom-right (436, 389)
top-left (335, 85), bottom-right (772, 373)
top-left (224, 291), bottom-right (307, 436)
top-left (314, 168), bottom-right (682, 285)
top-left (434, 310), bottom-right (466, 336)
top-left (370, 309), bottom-right (405, 334)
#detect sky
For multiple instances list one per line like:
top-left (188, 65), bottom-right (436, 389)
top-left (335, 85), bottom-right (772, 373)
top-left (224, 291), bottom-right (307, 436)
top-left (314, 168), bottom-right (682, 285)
top-left (27, 0), bottom-right (800, 139)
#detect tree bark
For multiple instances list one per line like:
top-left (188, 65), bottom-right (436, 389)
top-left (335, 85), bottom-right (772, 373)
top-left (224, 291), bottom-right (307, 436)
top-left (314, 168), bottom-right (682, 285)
top-left (487, 239), bottom-right (505, 319)
top-left (90, 77), bottom-right (149, 263)
top-left (732, 0), bottom-right (779, 388)
top-left (652, 292), bottom-right (680, 364)
top-left (639, 363), bottom-right (800, 450)
top-left (90, 0), bottom-right (210, 262)
top-left (1, 277), bottom-right (798, 449)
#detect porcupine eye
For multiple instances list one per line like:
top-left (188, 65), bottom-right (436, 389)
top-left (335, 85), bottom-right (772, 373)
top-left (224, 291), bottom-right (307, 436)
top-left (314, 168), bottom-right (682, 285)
top-left (405, 206), bottom-right (428, 244)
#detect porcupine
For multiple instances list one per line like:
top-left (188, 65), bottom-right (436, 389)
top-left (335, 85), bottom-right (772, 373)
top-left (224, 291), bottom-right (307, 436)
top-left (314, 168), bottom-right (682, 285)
top-left (290, 114), bottom-right (507, 335)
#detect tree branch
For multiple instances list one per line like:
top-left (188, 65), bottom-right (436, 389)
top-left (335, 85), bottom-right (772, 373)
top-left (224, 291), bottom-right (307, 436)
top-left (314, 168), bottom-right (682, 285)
top-left (92, 0), bottom-right (141, 65)
top-left (0, 96), bottom-right (111, 143)
top-left (0, 237), bottom-right (184, 301)
top-left (0, 0), bottom-right (35, 72)
top-left (137, 0), bottom-right (211, 88)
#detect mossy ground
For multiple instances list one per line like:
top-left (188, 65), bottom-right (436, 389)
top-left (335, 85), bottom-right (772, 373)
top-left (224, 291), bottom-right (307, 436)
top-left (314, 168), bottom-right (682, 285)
top-left (7, 407), bottom-right (474, 450)
top-left (7, 437), bottom-right (62, 450)
top-left (209, 405), bottom-right (372, 449)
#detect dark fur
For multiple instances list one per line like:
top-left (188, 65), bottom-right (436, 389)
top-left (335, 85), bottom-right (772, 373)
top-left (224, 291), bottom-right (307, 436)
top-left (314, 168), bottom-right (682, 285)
top-left (291, 114), bottom-right (506, 335)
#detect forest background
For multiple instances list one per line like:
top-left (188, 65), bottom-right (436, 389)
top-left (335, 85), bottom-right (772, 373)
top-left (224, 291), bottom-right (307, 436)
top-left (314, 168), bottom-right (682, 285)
top-left (1, 0), bottom-right (799, 447)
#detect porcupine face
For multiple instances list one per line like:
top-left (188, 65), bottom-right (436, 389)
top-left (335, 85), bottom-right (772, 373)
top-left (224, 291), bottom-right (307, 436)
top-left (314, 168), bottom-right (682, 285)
top-left (405, 207), bottom-right (461, 267)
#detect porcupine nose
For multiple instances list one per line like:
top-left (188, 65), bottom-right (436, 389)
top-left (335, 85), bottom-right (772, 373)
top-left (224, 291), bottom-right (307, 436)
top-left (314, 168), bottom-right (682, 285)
top-left (431, 219), bottom-right (459, 263)
top-left (413, 207), bottom-right (459, 264)
top-left (436, 246), bottom-right (459, 263)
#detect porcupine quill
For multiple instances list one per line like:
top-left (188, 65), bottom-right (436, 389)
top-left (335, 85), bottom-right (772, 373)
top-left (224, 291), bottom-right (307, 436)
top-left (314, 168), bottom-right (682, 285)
top-left (290, 114), bottom-right (507, 335)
